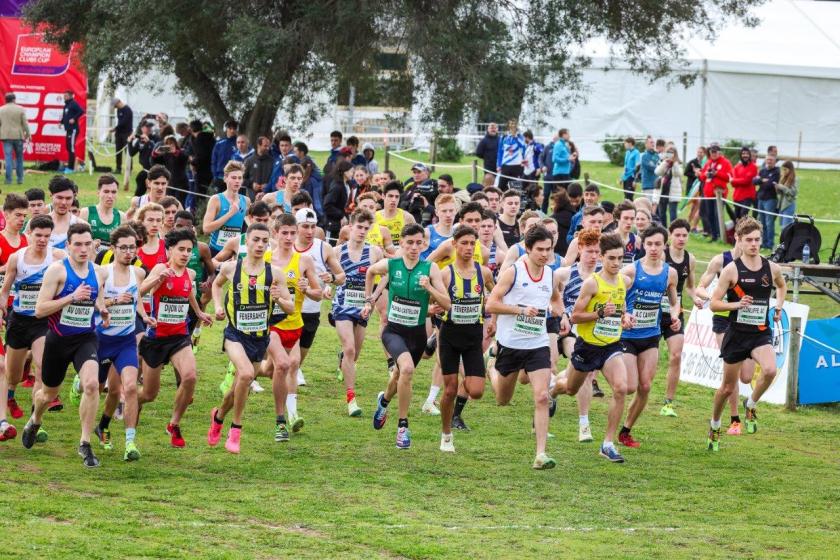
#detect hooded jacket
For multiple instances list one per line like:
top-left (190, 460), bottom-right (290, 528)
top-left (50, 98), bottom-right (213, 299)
top-left (730, 158), bottom-right (758, 202)
top-left (699, 155), bottom-right (733, 198)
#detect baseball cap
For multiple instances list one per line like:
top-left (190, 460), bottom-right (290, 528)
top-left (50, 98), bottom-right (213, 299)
top-left (339, 146), bottom-right (353, 156)
top-left (411, 163), bottom-right (428, 172)
top-left (294, 208), bottom-right (318, 224)
top-left (708, 143), bottom-right (721, 153)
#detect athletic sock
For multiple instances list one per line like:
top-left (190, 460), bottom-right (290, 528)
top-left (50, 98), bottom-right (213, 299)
top-left (125, 428), bottom-right (136, 443)
top-left (213, 411), bottom-right (224, 425)
top-left (746, 397), bottom-right (756, 409)
top-left (398, 418), bottom-right (408, 428)
top-left (619, 426), bottom-right (630, 436)
top-left (7, 389), bottom-right (13, 399)
top-left (579, 415), bottom-right (589, 427)
top-left (453, 396), bottom-right (468, 417)
top-left (426, 385), bottom-right (441, 405)
top-left (731, 415), bottom-right (741, 423)
top-left (98, 414), bottom-right (112, 431)
top-left (275, 415), bottom-right (286, 425)
top-left (602, 440), bottom-right (615, 450)
top-left (664, 398), bottom-right (673, 405)
top-left (710, 419), bottom-right (721, 430)
top-left (231, 423), bottom-right (242, 429)
top-left (286, 394), bottom-right (298, 417)
top-left (346, 388), bottom-right (356, 403)
top-left (386, 357), bottom-right (395, 370)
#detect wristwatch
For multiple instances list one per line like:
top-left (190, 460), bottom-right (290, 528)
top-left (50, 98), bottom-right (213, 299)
top-left (597, 308), bottom-right (605, 319)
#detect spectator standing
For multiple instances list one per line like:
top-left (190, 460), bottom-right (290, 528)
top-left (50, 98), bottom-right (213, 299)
top-left (776, 161), bottom-right (798, 231)
top-left (400, 163), bottom-right (437, 224)
top-left (110, 98), bottom-right (133, 173)
top-left (496, 119), bottom-right (526, 191)
top-left (231, 135), bottom-right (254, 163)
top-left (698, 144), bottom-right (732, 242)
top-left (684, 146), bottom-right (706, 231)
top-left (151, 135), bottom-right (189, 206)
top-left (730, 146), bottom-right (758, 220)
top-left (522, 130), bottom-right (543, 185)
top-left (346, 136), bottom-right (367, 167)
top-left (362, 142), bottom-right (379, 174)
top-left (323, 130), bottom-right (343, 179)
top-left (243, 136), bottom-right (275, 200)
top-left (474, 122), bottom-right (500, 186)
top-left (565, 183), bottom-right (600, 244)
top-left (654, 147), bottom-right (683, 226)
top-left (621, 137), bottom-right (640, 200)
top-left (548, 128), bottom-right (573, 210)
top-left (568, 140), bottom-right (581, 180)
top-left (323, 160), bottom-right (353, 243)
top-left (754, 154), bottom-right (780, 249)
top-left (127, 120), bottom-right (159, 196)
top-left (210, 120), bottom-right (238, 191)
top-left (550, 187), bottom-right (576, 256)
top-left (293, 142), bottom-right (324, 218)
top-left (60, 90), bottom-right (84, 171)
top-left (0, 92), bottom-right (30, 185)
top-left (187, 119), bottom-right (215, 195)
top-left (639, 136), bottom-right (660, 199)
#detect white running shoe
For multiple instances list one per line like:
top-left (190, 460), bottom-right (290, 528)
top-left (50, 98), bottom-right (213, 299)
top-left (296, 369), bottom-right (307, 386)
top-left (421, 401), bottom-right (440, 416)
top-left (440, 433), bottom-right (455, 453)
top-left (250, 380), bottom-right (264, 393)
top-left (347, 398), bottom-right (362, 417)
top-left (578, 424), bottom-right (593, 443)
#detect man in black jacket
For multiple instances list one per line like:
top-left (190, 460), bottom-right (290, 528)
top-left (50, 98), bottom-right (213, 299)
top-left (399, 163), bottom-right (437, 225)
top-left (186, 119), bottom-right (215, 195)
top-left (60, 90), bottom-right (84, 171)
top-left (110, 98), bottom-right (133, 172)
top-left (127, 120), bottom-right (159, 196)
top-left (474, 122), bottom-right (499, 186)
top-left (243, 136), bottom-right (275, 200)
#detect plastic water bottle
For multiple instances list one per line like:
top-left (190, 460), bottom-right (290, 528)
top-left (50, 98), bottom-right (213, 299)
top-left (802, 243), bottom-right (811, 264)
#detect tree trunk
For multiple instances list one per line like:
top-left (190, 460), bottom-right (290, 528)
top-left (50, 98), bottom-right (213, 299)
top-left (241, 101), bottom-right (281, 145)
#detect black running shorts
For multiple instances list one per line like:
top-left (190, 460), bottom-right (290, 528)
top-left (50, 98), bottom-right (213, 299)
top-left (381, 323), bottom-right (427, 367)
top-left (720, 328), bottom-right (772, 364)
top-left (570, 338), bottom-right (624, 373)
top-left (439, 323), bottom-right (485, 377)
top-left (41, 330), bottom-right (99, 388)
top-left (299, 312), bottom-right (321, 349)
top-left (5, 312), bottom-right (48, 350)
top-left (139, 335), bottom-right (192, 369)
top-left (621, 335), bottom-right (661, 356)
top-left (495, 343), bottom-right (551, 376)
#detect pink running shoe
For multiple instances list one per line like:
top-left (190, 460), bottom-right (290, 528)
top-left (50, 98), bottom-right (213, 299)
top-left (225, 427), bottom-right (241, 454)
top-left (727, 420), bottom-right (742, 436)
top-left (207, 408), bottom-right (223, 446)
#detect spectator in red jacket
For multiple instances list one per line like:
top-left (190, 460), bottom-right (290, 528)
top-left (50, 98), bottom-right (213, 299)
top-left (698, 144), bottom-right (733, 241)
top-left (730, 146), bottom-right (758, 220)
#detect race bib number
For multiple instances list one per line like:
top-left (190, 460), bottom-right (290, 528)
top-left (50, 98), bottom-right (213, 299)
top-left (450, 297), bottom-right (482, 325)
top-left (236, 304), bottom-right (268, 333)
top-left (17, 283), bottom-right (40, 312)
top-left (513, 308), bottom-right (547, 335)
top-left (157, 296), bottom-right (189, 324)
top-left (388, 296), bottom-right (421, 326)
top-left (633, 303), bottom-right (659, 329)
top-left (343, 289), bottom-right (366, 309)
top-left (218, 227), bottom-right (240, 245)
top-left (737, 304), bottom-right (768, 326)
top-left (60, 300), bottom-right (95, 328)
top-left (660, 294), bottom-right (671, 314)
top-left (108, 304), bottom-right (135, 328)
top-left (593, 315), bottom-right (621, 339)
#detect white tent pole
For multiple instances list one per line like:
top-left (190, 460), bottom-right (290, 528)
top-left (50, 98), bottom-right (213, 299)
top-left (699, 59), bottom-right (708, 146)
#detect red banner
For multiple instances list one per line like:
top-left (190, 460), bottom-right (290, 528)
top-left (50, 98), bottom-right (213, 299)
top-left (0, 17), bottom-right (86, 162)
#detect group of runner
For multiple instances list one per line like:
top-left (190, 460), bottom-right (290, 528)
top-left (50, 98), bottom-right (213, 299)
top-left (0, 161), bottom-right (787, 470)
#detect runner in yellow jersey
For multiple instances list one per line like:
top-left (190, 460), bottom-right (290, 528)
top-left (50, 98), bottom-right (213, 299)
top-left (553, 232), bottom-right (634, 464)
top-left (376, 181), bottom-right (415, 244)
top-left (260, 214), bottom-right (322, 442)
top-left (337, 193), bottom-right (396, 256)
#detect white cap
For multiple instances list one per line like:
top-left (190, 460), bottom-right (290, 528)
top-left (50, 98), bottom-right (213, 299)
top-left (294, 208), bottom-right (317, 224)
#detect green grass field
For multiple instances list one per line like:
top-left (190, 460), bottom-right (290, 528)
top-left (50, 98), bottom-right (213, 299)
top-left (0, 154), bottom-right (838, 559)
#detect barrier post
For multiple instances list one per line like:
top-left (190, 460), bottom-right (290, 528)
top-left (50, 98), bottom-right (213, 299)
top-left (715, 188), bottom-right (726, 241)
top-left (682, 131), bottom-right (688, 163)
top-left (796, 131), bottom-right (802, 169)
top-left (384, 145), bottom-right (390, 172)
top-left (786, 316), bottom-right (802, 411)
top-left (430, 136), bottom-right (437, 172)
top-left (472, 160), bottom-right (477, 184)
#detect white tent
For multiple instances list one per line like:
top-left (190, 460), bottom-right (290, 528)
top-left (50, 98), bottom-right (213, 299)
top-left (524, 0), bottom-right (840, 164)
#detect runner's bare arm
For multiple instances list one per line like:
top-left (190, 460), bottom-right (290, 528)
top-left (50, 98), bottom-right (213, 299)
top-left (187, 269), bottom-right (212, 325)
top-left (139, 263), bottom-right (168, 296)
top-left (270, 265), bottom-right (295, 314)
top-left (684, 253), bottom-right (698, 302)
top-left (382, 227), bottom-right (397, 256)
top-left (562, 238), bottom-right (579, 267)
top-left (770, 262), bottom-right (787, 321)
top-left (570, 277), bottom-right (600, 324)
top-left (34, 263), bottom-right (70, 318)
top-left (126, 197), bottom-right (140, 221)
top-left (695, 254), bottom-right (722, 301)
top-left (211, 236), bottom-right (239, 269)
top-left (481, 265), bottom-right (495, 293)
top-left (201, 196), bottom-right (225, 234)
top-left (500, 243), bottom-right (522, 273)
top-left (211, 262), bottom-right (235, 320)
top-left (492, 227), bottom-right (508, 254)
top-left (134, 268), bottom-right (152, 323)
top-left (710, 263), bottom-right (742, 312)
top-left (0, 252), bottom-right (18, 314)
top-left (424, 264), bottom-right (451, 311)
top-left (322, 244), bottom-right (346, 286)
top-left (199, 242), bottom-right (216, 291)
top-left (364, 258), bottom-right (389, 300)
top-left (300, 255), bottom-right (323, 301)
top-left (427, 238), bottom-right (453, 265)
top-left (485, 266), bottom-right (519, 316)
top-left (94, 265), bottom-right (110, 324)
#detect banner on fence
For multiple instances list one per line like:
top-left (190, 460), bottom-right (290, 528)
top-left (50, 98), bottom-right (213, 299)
top-left (0, 17), bottom-right (87, 162)
top-left (680, 299), bottom-right (809, 404)
top-left (797, 317), bottom-right (840, 405)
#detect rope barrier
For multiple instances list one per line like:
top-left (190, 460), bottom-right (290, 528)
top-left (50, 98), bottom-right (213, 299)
top-left (794, 328), bottom-right (840, 355)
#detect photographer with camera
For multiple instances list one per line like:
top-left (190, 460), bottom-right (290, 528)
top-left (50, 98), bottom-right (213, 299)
top-left (128, 120), bottom-right (159, 197)
top-left (399, 163), bottom-right (438, 225)
top-left (151, 136), bottom-right (189, 206)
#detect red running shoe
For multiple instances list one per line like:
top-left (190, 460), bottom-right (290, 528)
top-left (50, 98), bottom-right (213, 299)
top-left (48, 397), bottom-right (64, 412)
top-left (167, 423), bottom-right (186, 448)
top-left (618, 431), bottom-right (641, 448)
top-left (7, 398), bottom-right (23, 419)
top-left (21, 375), bottom-right (35, 388)
top-left (0, 422), bottom-right (17, 441)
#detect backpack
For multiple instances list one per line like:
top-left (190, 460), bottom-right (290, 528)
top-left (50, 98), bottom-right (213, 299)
top-left (771, 215), bottom-right (822, 264)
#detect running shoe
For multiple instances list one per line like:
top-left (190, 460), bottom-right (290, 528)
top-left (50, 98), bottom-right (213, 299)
top-left (440, 433), bottom-right (455, 453)
top-left (207, 408), bottom-right (223, 446)
top-left (599, 444), bottom-right (625, 463)
top-left (618, 431), bottom-right (641, 448)
top-left (373, 392), bottom-right (388, 430)
top-left (7, 398), bottom-right (23, 419)
top-left (396, 426), bottom-right (411, 449)
top-left (289, 413), bottom-right (304, 433)
top-left (47, 397), bottom-right (64, 412)
top-left (659, 402), bottom-right (678, 417)
top-left (78, 442), bottom-right (100, 468)
top-left (21, 420), bottom-right (40, 449)
top-left (532, 452), bottom-right (556, 470)
top-left (274, 423), bottom-right (289, 442)
top-left (94, 426), bottom-right (112, 450)
top-left (225, 427), bottom-right (241, 454)
top-left (347, 398), bottom-right (362, 417)
top-left (592, 379), bottom-right (604, 398)
top-left (727, 420), bottom-right (742, 436)
top-left (421, 401), bottom-right (440, 416)
top-left (219, 363), bottom-right (235, 396)
top-left (451, 415), bottom-right (470, 432)
top-left (424, 333), bottom-right (437, 357)
top-left (296, 369), bottom-right (306, 386)
top-left (0, 421), bottom-right (17, 441)
top-left (707, 427), bottom-right (721, 452)
top-left (69, 374), bottom-right (81, 405)
top-left (578, 424), bottom-right (593, 443)
top-left (166, 423), bottom-right (186, 448)
top-left (250, 379), bottom-right (264, 393)
top-left (21, 375), bottom-right (34, 388)
top-left (114, 402), bottom-right (124, 421)
top-left (743, 398), bottom-right (758, 434)
top-left (36, 427), bottom-right (48, 443)
top-left (336, 351), bottom-right (344, 382)
top-left (124, 441), bottom-right (141, 462)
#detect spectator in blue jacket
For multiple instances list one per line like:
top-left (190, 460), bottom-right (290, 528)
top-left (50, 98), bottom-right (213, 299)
top-left (231, 134), bottom-right (254, 163)
top-left (639, 136), bottom-right (659, 198)
top-left (323, 130), bottom-right (343, 180)
top-left (566, 183), bottom-right (600, 244)
top-left (496, 119), bottom-right (526, 191)
top-left (210, 119), bottom-right (238, 190)
top-left (60, 90), bottom-right (84, 171)
top-left (621, 137), bottom-right (640, 200)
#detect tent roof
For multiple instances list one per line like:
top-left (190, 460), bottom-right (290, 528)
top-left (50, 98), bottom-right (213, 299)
top-left (583, 0), bottom-right (840, 80)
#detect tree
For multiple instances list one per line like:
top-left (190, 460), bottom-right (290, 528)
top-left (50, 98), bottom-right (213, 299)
top-left (25, 0), bottom-right (762, 138)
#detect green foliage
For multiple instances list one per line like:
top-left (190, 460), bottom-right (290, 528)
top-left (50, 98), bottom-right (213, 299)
top-left (720, 138), bottom-right (757, 160)
top-left (601, 136), bottom-right (644, 166)
top-left (435, 137), bottom-right (464, 162)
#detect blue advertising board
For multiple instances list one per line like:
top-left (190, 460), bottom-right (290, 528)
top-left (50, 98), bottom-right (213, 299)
top-left (798, 318), bottom-right (840, 405)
